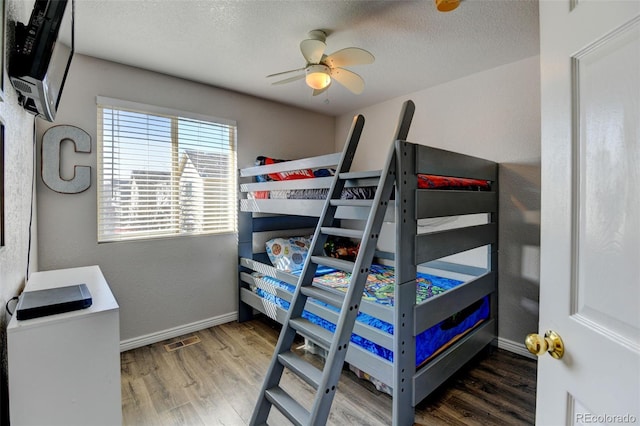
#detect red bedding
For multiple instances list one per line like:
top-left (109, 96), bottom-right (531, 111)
top-left (416, 174), bottom-right (490, 190)
top-left (251, 156), bottom-right (491, 199)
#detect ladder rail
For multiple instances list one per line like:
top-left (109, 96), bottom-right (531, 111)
top-left (250, 113), bottom-right (365, 426)
top-left (308, 100), bottom-right (415, 423)
top-left (250, 100), bottom-right (416, 426)
top-left (309, 146), bottom-right (398, 422)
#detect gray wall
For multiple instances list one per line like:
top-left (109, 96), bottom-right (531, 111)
top-left (9, 44), bottom-right (539, 366)
top-left (335, 56), bottom-right (541, 351)
top-left (0, 1), bottom-right (43, 420)
top-left (35, 54), bottom-right (335, 344)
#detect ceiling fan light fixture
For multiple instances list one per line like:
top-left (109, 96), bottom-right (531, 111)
top-left (435, 0), bottom-right (460, 12)
top-left (305, 64), bottom-right (331, 90)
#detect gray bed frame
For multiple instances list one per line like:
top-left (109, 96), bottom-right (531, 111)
top-left (237, 138), bottom-right (498, 425)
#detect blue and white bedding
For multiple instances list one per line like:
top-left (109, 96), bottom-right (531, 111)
top-left (250, 264), bottom-right (489, 367)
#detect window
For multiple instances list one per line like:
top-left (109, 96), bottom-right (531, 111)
top-left (97, 97), bottom-right (237, 242)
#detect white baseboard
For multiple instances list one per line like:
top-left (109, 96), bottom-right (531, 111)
top-left (496, 336), bottom-right (537, 360)
top-left (119, 311), bottom-right (238, 352)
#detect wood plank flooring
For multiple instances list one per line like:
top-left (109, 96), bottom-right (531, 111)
top-left (121, 317), bottom-right (536, 425)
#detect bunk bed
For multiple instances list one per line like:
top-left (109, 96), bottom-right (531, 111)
top-left (237, 112), bottom-right (498, 425)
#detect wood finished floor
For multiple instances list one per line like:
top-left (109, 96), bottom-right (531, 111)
top-left (121, 317), bottom-right (536, 425)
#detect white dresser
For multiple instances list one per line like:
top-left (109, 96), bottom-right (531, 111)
top-left (7, 265), bottom-right (122, 426)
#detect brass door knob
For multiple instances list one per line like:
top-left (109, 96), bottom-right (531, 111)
top-left (525, 330), bottom-right (564, 359)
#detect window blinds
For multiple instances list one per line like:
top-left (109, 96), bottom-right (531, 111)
top-left (97, 98), bottom-right (237, 242)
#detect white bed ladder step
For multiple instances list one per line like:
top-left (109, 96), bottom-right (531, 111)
top-left (329, 199), bottom-right (373, 207)
top-left (277, 351), bottom-right (322, 389)
top-left (265, 387), bottom-right (310, 425)
top-left (309, 255), bottom-right (354, 272)
top-left (289, 318), bottom-right (334, 348)
top-left (339, 170), bottom-right (382, 180)
top-left (250, 100), bottom-right (415, 426)
top-left (319, 226), bottom-right (362, 239)
top-left (300, 285), bottom-right (345, 307)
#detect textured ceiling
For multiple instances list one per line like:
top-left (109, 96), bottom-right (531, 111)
top-left (66, 0), bottom-right (539, 116)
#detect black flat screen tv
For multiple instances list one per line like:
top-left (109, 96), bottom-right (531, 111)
top-left (9, 0), bottom-right (74, 122)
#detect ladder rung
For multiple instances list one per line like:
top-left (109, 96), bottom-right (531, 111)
top-left (302, 285), bottom-right (345, 308)
top-left (311, 255), bottom-right (355, 272)
top-left (329, 199), bottom-right (373, 207)
top-left (265, 386), bottom-right (310, 426)
top-left (278, 351), bottom-right (322, 389)
top-left (339, 170), bottom-right (382, 180)
top-left (289, 318), bottom-right (333, 349)
top-left (320, 227), bottom-right (363, 239)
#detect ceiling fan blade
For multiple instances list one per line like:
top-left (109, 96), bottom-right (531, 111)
top-left (330, 68), bottom-right (365, 94)
top-left (300, 38), bottom-right (326, 64)
top-left (272, 74), bottom-right (305, 85)
top-left (324, 47), bottom-right (375, 68)
top-left (266, 67), bottom-right (305, 78)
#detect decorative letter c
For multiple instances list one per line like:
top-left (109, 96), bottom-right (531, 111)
top-left (42, 125), bottom-right (91, 194)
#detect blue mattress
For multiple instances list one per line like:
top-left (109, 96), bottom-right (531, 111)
top-left (251, 264), bottom-right (489, 367)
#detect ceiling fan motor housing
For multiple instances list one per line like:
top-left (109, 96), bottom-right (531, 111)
top-left (308, 29), bottom-right (327, 42)
top-left (305, 64), bottom-right (331, 89)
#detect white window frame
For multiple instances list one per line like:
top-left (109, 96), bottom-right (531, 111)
top-left (96, 96), bottom-right (237, 243)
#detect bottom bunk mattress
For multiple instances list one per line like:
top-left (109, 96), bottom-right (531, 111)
top-left (249, 264), bottom-right (489, 368)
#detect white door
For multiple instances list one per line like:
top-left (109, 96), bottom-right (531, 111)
top-left (537, 1), bottom-right (640, 425)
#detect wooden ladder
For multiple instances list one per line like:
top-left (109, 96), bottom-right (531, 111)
top-left (250, 101), bottom-right (415, 426)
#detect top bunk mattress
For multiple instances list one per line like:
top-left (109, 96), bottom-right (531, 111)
top-left (245, 155), bottom-right (491, 200)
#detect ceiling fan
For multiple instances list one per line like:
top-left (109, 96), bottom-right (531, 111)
top-left (267, 30), bottom-right (375, 96)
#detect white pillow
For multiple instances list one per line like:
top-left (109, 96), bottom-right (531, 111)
top-left (265, 236), bottom-right (311, 271)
